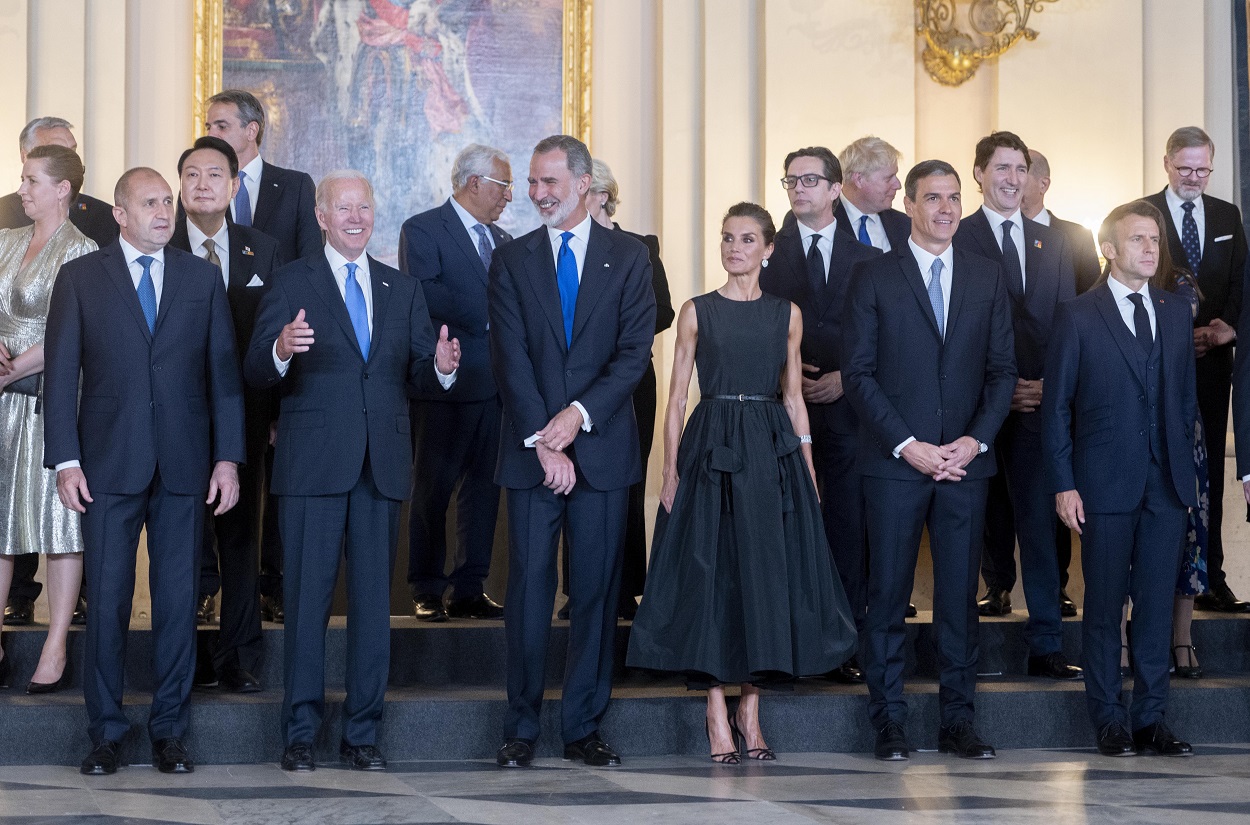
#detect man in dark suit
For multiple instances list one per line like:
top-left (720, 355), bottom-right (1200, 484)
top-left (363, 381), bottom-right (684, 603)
top-left (489, 135), bottom-right (655, 769)
top-left (206, 89), bottom-right (323, 623)
top-left (1043, 200), bottom-right (1198, 757)
top-left (245, 170), bottom-right (459, 773)
top-left (954, 132), bottom-right (1081, 681)
top-left (843, 160), bottom-right (1016, 761)
top-left (170, 136), bottom-right (279, 693)
top-left (398, 144), bottom-right (512, 623)
top-left (834, 136), bottom-right (911, 252)
top-left (1144, 127), bottom-right (1248, 613)
top-left (1, 116), bottom-right (117, 629)
top-left (760, 146), bottom-right (880, 683)
top-left (43, 167), bottom-right (245, 775)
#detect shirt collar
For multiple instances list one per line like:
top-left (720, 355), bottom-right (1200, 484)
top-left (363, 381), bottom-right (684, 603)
top-left (119, 236), bottom-right (164, 267)
top-left (1032, 209), bottom-right (1052, 227)
top-left (185, 219), bottom-right (229, 255)
top-left (449, 195), bottom-right (488, 237)
top-left (840, 197), bottom-right (870, 225)
top-left (1165, 185), bottom-right (1204, 216)
top-left (797, 217), bottom-right (837, 244)
top-left (240, 154), bottom-right (263, 182)
top-left (324, 244), bottom-right (368, 277)
top-left (907, 238), bottom-right (953, 279)
top-left (981, 205), bottom-right (1024, 233)
top-left (1106, 273), bottom-right (1149, 302)
top-left (546, 212), bottom-right (593, 247)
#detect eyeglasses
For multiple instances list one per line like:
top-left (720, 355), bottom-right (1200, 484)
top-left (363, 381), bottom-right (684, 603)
top-left (1173, 166), bottom-right (1213, 179)
top-left (780, 174), bottom-right (831, 190)
top-left (479, 174), bottom-right (514, 192)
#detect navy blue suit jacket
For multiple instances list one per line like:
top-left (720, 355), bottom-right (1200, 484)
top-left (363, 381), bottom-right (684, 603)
top-left (1144, 189), bottom-right (1247, 327)
top-left (842, 244), bottom-right (1017, 480)
top-left (251, 162), bottom-right (322, 266)
top-left (43, 241), bottom-right (246, 494)
top-left (244, 252), bottom-right (446, 500)
top-left (398, 198), bottom-right (510, 402)
top-left (833, 200), bottom-right (912, 251)
top-left (488, 220), bottom-right (656, 491)
top-left (1042, 283), bottom-right (1198, 511)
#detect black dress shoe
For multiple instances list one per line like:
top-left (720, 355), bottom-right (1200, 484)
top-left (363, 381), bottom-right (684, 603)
top-left (1059, 589), bottom-right (1078, 618)
top-left (1133, 722), bottom-right (1193, 756)
top-left (447, 593), bottom-right (504, 619)
top-left (219, 664), bottom-right (262, 693)
top-left (497, 738), bottom-right (534, 768)
top-left (874, 720), bottom-right (909, 761)
top-left (825, 658), bottom-right (865, 684)
top-left (564, 733), bottom-right (621, 766)
top-left (81, 740), bottom-right (121, 775)
top-left (1194, 582), bottom-right (1250, 613)
top-left (617, 598), bottom-right (638, 621)
top-left (412, 594), bottom-right (448, 622)
top-left (977, 588), bottom-right (1012, 616)
top-left (192, 655), bottom-right (218, 690)
top-left (1027, 651), bottom-right (1083, 680)
top-left (71, 595), bottom-right (87, 625)
top-left (196, 594), bottom-right (216, 625)
top-left (340, 742), bottom-right (387, 770)
top-left (938, 720), bottom-right (995, 759)
top-left (905, 603), bottom-right (918, 618)
top-left (0, 653), bottom-right (11, 689)
top-left (1095, 722), bottom-right (1136, 756)
top-left (556, 603), bottom-right (571, 620)
top-left (259, 593), bottom-right (285, 623)
top-left (281, 742), bottom-right (315, 772)
top-left (4, 595), bottom-right (34, 626)
top-left (152, 738), bottom-right (194, 773)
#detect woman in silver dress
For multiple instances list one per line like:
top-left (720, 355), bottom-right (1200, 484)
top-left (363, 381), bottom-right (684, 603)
top-left (0, 144), bottom-right (97, 692)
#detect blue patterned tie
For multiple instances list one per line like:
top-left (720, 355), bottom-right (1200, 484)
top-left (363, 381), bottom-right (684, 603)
top-left (473, 223), bottom-right (494, 271)
top-left (136, 255), bottom-right (157, 334)
top-left (857, 215), bottom-right (872, 246)
top-left (1180, 201), bottom-right (1201, 274)
top-left (344, 262), bottom-right (370, 359)
top-left (556, 231), bottom-right (578, 347)
top-left (234, 171), bottom-right (252, 227)
top-left (926, 258), bottom-right (945, 339)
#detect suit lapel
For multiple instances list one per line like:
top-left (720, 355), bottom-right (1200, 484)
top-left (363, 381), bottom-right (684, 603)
top-left (899, 248), bottom-right (942, 341)
top-left (252, 162), bottom-right (282, 232)
top-left (1093, 285), bottom-right (1147, 388)
top-left (571, 223), bottom-right (613, 346)
top-left (102, 243), bottom-right (153, 342)
top-left (227, 225), bottom-right (252, 292)
top-left (965, 211), bottom-right (1000, 261)
top-left (522, 231), bottom-right (567, 349)
top-left (154, 247), bottom-right (185, 337)
top-left (366, 256), bottom-right (391, 363)
top-left (1022, 220), bottom-right (1050, 304)
top-left (945, 248), bottom-right (969, 339)
top-left (442, 199), bottom-right (490, 284)
top-left (309, 255), bottom-right (366, 360)
top-left (812, 234), bottom-right (845, 319)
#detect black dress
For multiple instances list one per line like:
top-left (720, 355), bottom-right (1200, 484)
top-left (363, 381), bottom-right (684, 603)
top-left (626, 291), bottom-right (857, 686)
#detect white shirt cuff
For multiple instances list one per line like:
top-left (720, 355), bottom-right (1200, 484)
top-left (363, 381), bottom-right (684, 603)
top-left (893, 436), bottom-right (916, 459)
top-left (55, 460), bottom-right (81, 472)
top-left (1241, 474), bottom-right (1250, 483)
top-left (435, 365), bottom-right (456, 390)
top-left (524, 433), bottom-right (541, 448)
top-left (272, 341), bottom-right (291, 377)
top-left (571, 400), bottom-right (592, 432)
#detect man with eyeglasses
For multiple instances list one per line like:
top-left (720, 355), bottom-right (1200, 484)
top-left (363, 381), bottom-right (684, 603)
top-left (398, 144), bottom-right (514, 622)
top-left (760, 147), bottom-right (880, 683)
top-left (1145, 127), bottom-right (1249, 614)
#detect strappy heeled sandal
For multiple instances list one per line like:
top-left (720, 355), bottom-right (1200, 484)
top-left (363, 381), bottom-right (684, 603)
top-left (729, 713), bottom-right (775, 761)
top-left (706, 721), bottom-right (740, 764)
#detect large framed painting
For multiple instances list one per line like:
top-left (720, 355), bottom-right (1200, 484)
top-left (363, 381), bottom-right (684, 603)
top-left (194, 0), bottom-right (592, 263)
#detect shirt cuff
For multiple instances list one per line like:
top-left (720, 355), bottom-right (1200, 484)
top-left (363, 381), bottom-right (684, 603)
top-left (893, 436), bottom-right (916, 459)
top-left (435, 365), bottom-right (456, 390)
top-left (55, 460), bottom-right (81, 472)
top-left (524, 433), bottom-right (540, 449)
top-left (1242, 474), bottom-right (1250, 483)
top-left (272, 341), bottom-right (291, 377)
top-left (571, 400), bottom-right (592, 432)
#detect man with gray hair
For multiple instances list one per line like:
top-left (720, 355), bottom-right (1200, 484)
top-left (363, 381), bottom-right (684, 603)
top-left (398, 144), bottom-right (513, 622)
top-left (835, 136), bottom-right (911, 252)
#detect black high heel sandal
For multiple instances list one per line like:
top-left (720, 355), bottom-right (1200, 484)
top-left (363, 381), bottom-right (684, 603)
top-left (706, 720), bottom-right (740, 764)
top-left (729, 713), bottom-right (775, 761)
top-left (1171, 645), bottom-right (1203, 679)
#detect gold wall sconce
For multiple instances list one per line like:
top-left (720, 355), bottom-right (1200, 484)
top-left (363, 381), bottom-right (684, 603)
top-left (916, 0), bottom-right (1061, 87)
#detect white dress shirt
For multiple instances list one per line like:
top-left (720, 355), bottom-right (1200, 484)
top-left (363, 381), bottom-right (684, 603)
top-left (1032, 209), bottom-right (1053, 227)
top-left (1106, 274), bottom-right (1157, 339)
top-left (981, 206), bottom-right (1027, 290)
top-left (186, 219), bottom-right (230, 286)
top-left (1165, 186), bottom-right (1205, 258)
top-left (449, 195), bottom-right (495, 253)
top-left (892, 239), bottom-right (956, 459)
top-left (841, 197), bottom-right (891, 252)
top-left (231, 154), bottom-right (264, 224)
top-left (797, 219), bottom-right (836, 280)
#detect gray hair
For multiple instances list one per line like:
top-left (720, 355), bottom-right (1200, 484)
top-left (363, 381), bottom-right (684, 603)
top-left (588, 159), bottom-right (619, 217)
top-left (1166, 126), bottom-right (1214, 158)
top-left (316, 169), bottom-right (375, 210)
top-left (451, 144), bottom-right (510, 191)
top-left (840, 136), bottom-right (903, 178)
top-left (208, 89), bottom-right (267, 146)
top-left (533, 134), bottom-right (592, 178)
top-left (1028, 149), bottom-right (1050, 179)
top-left (19, 117), bottom-right (74, 156)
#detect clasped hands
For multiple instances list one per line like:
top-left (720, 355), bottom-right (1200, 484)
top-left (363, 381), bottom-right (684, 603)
top-left (533, 406), bottom-right (585, 495)
top-left (56, 461), bottom-right (240, 515)
top-left (275, 309), bottom-right (461, 374)
top-left (1193, 318), bottom-right (1235, 357)
top-left (901, 435), bottom-right (979, 481)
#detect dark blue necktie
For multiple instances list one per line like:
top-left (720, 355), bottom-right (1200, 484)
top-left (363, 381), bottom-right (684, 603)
top-left (927, 258), bottom-right (945, 339)
top-left (999, 219), bottom-right (1025, 297)
top-left (556, 231), bottom-right (578, 347)
top-left (1180, 201), bottom-right (1201, 274)
top-left (136, 255), bottom-right (157, 333)
top-left (1128, 292), bottom-right (1152, 352)
top-left (344, 262), bottom-right (370, 359)
top-left (473, 223), bottom-right (494, 271)
top-left (234, 171), bottom-right (252, 227)
top-left (857, 215), bottom-right (872, 246)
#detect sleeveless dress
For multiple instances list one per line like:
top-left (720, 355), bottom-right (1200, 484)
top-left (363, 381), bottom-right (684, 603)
top-left (626, 291), bottom-right (857, 686)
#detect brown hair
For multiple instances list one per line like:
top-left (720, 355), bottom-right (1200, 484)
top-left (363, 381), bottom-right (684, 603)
top-left (27, 144), bottom-right (85, 200)
top-left (722, 202), bottom-right (776, 245)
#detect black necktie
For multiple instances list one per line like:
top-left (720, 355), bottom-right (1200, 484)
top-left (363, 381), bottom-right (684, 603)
top-left (1000, 219), bottom-right (1024, 297)
top-left (807, 234), bottom-right (825, 294)
top-left (1128, 292), bottom-right (1152, 352)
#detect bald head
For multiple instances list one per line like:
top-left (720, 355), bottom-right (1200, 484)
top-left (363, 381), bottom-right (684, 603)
top-left (113, 168), bottom-right (174, 253)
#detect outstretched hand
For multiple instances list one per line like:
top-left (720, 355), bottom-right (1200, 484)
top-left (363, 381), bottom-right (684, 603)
top-left (276, 309), bottom-right (314, 361)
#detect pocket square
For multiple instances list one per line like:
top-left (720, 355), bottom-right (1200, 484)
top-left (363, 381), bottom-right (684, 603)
top-left (246, 275), bottom-right (265, 287)
top-left (1214, 234), bottom-right (1233, 243)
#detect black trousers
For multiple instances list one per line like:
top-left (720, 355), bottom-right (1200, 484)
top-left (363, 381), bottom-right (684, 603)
top-left (809, 404), bottom-right (866, 631)
top-left (1195, 346), bottom-right (1231, 589)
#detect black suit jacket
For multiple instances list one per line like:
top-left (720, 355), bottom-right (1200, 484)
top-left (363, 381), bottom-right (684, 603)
top-left (249, 161), bottom-right (322, 266)
top-left (398, 198), bottom-right (510, 402)
top-left (245, 253), bottom-right (446, 500)
top-left (43, 241), bottom-right (246, 494)
top-left (1042, 283), bottom-right (1198, 511)
top-left (619, 227), bottom-right (675, 336)
top-left (833, 200), bottom-right (912, 251)
top-left (488, 220), bottom-right (656, 491)
top-left (1047, 211), bottom-right (1102, 294)
top-left (842, 245), bottom-right (1017, 480)
top-left (760, 221), bottom-right (881, 432)
top-left (1144, 188), bottom-right (1247, 327)
top-left (0, 191), bottom-right (118, 248)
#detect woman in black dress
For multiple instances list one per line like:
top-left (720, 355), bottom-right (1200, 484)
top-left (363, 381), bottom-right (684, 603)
top-left (627, 203), bottom-right (856, 763)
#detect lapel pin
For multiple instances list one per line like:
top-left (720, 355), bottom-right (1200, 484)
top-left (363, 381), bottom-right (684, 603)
top-left (603, 263), bottom-right (610, 268)
top-left (1033, 240), bottom-right (1042, 249)
top-left (382, 281), bottom-right (389, 287)
top-left (77, 202), bottom-right (87, 211)
top-left (242, 246), bottom-right (254, 256)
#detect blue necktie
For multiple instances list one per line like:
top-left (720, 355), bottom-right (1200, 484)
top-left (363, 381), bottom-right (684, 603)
top-left (1180, 201), bottom-right (1201, 275)
top-left (344, 262), bottom-right (370, 359)
top-left (999, 219), bottom-right (1025, 297)
top-left (926, 258), bottom-right (945, 339)
top-left (556, 231), bottom-right (578, 347)
top-left (234, 171), bottom-right (252, 227)
top-left (473, 223), bottom-right (494, 271)
top-left (857, 215), bottom-right (872, 246)
top-left (136, 255), bottom-right (157, 334)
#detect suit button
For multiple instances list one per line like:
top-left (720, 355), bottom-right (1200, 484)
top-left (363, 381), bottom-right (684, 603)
top-left (817, 322), bottom-right (824, 328)
top-left (566, 370), bottom-right (573, 377)
top-left (936, 409), bottom-right (943, 416)
top-left (363, 373), bottom-right (369, 379)
top-left (1140, 430), bottom-right (1145, 436)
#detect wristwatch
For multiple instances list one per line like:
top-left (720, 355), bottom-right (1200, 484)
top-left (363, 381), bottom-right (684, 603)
top-left (974, 438), bottom-right (988, 454)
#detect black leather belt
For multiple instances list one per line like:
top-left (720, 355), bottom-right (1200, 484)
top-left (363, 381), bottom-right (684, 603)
top-left (703, 394), bottom-right (778, 402)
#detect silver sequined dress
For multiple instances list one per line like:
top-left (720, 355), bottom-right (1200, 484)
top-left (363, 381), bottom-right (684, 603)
top-left (0, 221), bottom-right (96, 555)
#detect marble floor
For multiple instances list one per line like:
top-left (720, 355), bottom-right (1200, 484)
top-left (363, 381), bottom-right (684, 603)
top-left (2, 745), bottom-right (1249, 825)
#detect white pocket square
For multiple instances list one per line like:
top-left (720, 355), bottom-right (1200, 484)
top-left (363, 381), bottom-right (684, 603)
top-left (246, 275), bottom-right (265, 287)
top-left (1214, 234), bottom-right (1233, 243)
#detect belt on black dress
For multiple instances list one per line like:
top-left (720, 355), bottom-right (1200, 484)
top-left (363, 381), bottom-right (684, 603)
top-left (702, 394), bottom-right (779, 402)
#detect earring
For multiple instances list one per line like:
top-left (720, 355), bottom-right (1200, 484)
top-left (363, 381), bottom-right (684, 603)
top-left (761, 259), bottom-right (769, 268)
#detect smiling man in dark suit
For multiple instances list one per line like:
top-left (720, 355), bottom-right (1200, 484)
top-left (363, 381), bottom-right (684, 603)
top-left (834, 136), bottom-right (911, 252)
top-left (843, 159), bottom-right (1016, 761)
top-left (954, 131), bottom-right (1081, 682)
top-left (489, 135), bottom-right (655, 769)
top-left (1143, 127), bottom-right (1248, 614)
top-left (170, 135), bottom-right (280, 694)
top-left (398, 144), bottom-right (513, 623)
top-left (1043, 199), bottom-right (1198, 757)
top-left (43, 167), bottom-right (245, 776)
top-left (760, 146), bottom-right (880, 683)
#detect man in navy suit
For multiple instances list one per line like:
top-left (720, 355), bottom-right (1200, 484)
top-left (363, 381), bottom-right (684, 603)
top-left (843, 160), bottom-right (1015, 761)
top-left (1144, 127), bottom-right (1248, 614)
top-left (398, 144), bottom-right (512, 623)
top-left (170, 136), bottom-right (280, 694)
top-left (760, 145), bottom-right (880, 683)
top-left (1043, 200), bottom-right (1198, 757)
top-left (954, 132), bottom-right (1081, 682)
top-left (246, 170), bottom-right (459, 772)
top-left (490, 135), bottom-right (655, 769)
top-left (835, 136), bottom-right (911, 252)
top-left (43, 167), bottom-right (245, 775)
